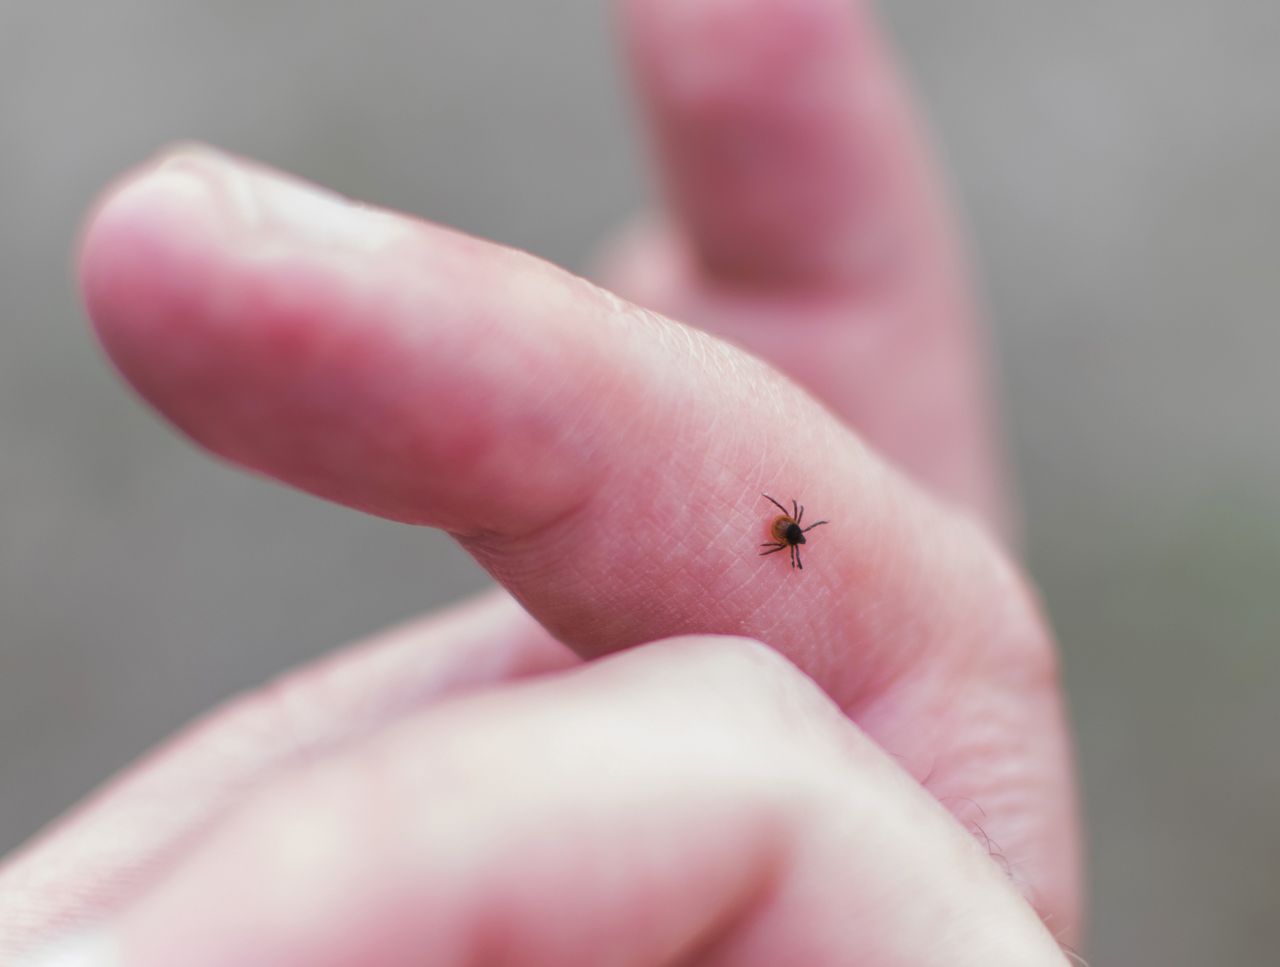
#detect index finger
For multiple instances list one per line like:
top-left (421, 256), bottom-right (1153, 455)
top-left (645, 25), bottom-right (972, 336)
top-left (80, 149), bottom-right (1079, 938)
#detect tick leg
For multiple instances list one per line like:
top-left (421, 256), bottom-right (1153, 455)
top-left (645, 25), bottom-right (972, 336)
top-left (796, 503), bottom-right (805, 524)
top-left (762, 494), bottom-right (790, 517)
top-left (791, 499), bottom-right (800, 520)
top-left (759, 544), bottom-right (787, 556)
top-left (795, 545), bottom-right (804, 569)
top-left (802, 520), bottom-right (828, 533)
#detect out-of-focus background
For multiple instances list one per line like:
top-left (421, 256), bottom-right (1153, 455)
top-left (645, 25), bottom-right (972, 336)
top-left (1, 2), bottom-right (1277, 963)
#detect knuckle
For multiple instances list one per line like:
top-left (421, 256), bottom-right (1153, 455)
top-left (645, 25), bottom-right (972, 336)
top-left (637, 634), bottom-right (860, 763)
top-left (656, 634), bottom-right (815, 711)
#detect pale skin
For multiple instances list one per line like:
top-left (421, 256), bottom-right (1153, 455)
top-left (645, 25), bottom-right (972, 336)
top-left (1, 1), bottom-right (1083, 964)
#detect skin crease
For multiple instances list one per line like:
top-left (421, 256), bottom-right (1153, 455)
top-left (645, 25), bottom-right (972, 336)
top-left (1, 0), bottom-right (1083, 964)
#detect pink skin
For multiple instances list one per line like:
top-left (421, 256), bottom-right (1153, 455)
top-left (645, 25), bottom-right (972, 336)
top-left (1, 1), bottom-right (1082, 964)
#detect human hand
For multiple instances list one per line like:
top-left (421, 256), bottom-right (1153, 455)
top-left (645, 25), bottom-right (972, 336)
top-left (2, 1), bottom-right (1081, 964)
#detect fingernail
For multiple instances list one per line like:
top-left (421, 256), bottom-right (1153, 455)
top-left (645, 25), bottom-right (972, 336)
top-left (14, 932), bottom-right (120, 967)
top-left (149, 143), bottom-right (409, 252)
top-left (96, 158), bottom-right (220, 235)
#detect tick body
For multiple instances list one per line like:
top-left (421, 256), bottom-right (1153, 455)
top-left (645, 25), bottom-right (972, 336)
top-left (759, 494), bottom-right (828, 570)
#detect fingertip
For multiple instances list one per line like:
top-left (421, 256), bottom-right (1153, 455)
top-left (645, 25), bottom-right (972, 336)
top-left (79, 147), bottom-right (226, 346)
top-left (623, 0), bottom-right (863, 89)
top-left (74, 148), bottom-right (611, 532)
top-left (619, 0), bottom-right (933, 290)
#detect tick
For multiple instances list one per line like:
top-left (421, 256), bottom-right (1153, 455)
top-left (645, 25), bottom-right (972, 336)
top-left (759, 494), bottom-right (828, 570)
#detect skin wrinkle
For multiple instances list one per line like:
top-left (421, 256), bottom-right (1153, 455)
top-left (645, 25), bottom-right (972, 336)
top-left (487, 289), bottom-right (724, 549)
top-left (925, 688), bottom-right (1033, 841)
top-left (491, 268), bottom-right (630, 474)
top-left (414, 307), bottom-right (610, 534)
top-left (736, 449), bottom-right (857, 687)
top-left (866, 599), bottom-right (1069, 917)
top-left (614, 295), bottom-right (764, 415)
top-left (671, 854), bottom-right (786, 967)
top-left (736, 503), bottom-right (810, 616)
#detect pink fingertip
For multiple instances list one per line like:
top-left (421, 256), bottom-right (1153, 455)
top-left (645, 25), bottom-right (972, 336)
top-left (76, 146), bottom-right (599, 533)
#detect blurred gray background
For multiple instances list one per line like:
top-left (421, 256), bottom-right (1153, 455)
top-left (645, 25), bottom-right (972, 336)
top-left (2, 2), bottom-right (1277, 963)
